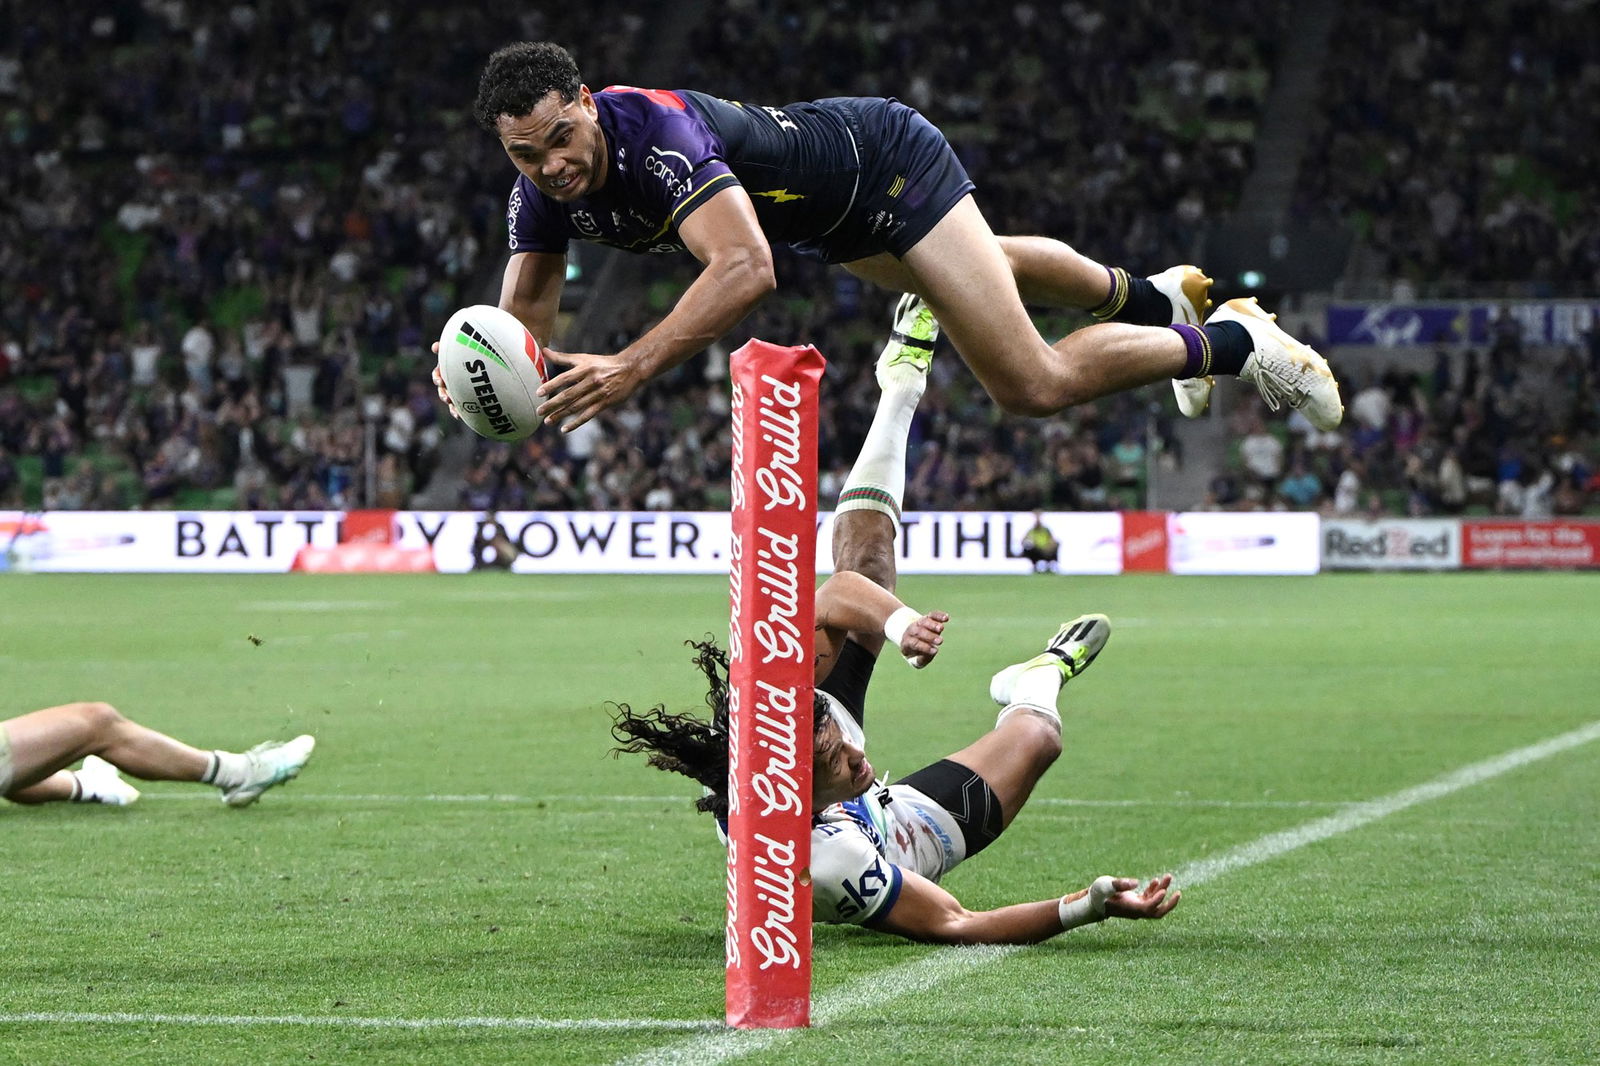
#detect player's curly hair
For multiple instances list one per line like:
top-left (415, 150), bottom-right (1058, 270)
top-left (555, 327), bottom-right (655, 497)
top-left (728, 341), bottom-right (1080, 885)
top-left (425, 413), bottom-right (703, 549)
top-left (473, 42), bottom-right (582, 132)
top-left (611, 638), bottom-right (830, 822)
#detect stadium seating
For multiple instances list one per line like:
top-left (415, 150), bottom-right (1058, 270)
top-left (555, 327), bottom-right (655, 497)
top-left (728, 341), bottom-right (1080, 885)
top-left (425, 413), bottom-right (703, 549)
top-left (1, 2), bottom-right (1594, 516)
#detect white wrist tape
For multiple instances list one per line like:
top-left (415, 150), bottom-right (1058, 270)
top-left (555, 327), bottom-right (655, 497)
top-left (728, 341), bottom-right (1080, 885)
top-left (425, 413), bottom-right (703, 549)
top-left (883, 606), bottom-right (929, 668)
top-left (1058, 875), bottom-right (1117, 930)
top-left (883, 606), bottom-right (920, 648)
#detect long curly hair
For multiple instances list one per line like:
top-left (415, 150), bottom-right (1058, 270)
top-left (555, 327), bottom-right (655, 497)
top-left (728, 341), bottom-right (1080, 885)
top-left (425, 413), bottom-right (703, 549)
top-left (473, 42), bottom-right (582, 132)
top-left (611, 638), bottom-right (829, 821)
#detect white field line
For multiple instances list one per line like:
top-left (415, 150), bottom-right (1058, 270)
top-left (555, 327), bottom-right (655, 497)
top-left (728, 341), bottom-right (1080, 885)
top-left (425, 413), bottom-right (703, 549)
top-left (241, 629), bottom-right (410, 645)
top-left (138, 792), bottom-right (1349, 810)
top-left (610, 717), bottom-right (1600, 1066)
top-left (236, 601), bottom-right (398, 612)
top-left (1171, 717), bottom-right (1600, 885)
top-left (139, 793), bottom-right (691, 804)
top-left (0, 1011), bottom-right (717, 1033)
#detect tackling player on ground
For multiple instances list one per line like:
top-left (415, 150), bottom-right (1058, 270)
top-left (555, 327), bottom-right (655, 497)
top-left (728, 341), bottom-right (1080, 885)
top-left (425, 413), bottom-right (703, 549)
top-left (436, 41), bottom-right (1339, 437)
top-left (0, 701), bottom-right (314, 809)
top-left (611, 301), bottom-right (1179, 943)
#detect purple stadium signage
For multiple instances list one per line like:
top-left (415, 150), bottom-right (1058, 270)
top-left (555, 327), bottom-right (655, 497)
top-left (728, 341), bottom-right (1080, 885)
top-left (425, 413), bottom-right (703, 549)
top-left (1326, 302), bottom-right (1600, 346)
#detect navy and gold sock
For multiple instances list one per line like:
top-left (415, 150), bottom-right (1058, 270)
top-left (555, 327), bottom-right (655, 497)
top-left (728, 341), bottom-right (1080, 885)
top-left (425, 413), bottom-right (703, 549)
top-left (1088, 267), bottom-right (1180, 327)
top-left (1169, 321), bottom-right (1253, 378)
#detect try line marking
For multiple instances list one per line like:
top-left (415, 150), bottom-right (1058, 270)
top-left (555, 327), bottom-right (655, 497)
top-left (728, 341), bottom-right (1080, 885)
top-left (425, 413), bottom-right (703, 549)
top-left (610, 717), bottom-right (1600, 1066)
top-left (139, 792), bottom-right (1349, 810)
top-left (0, 1011), bottom-right (719, 1033)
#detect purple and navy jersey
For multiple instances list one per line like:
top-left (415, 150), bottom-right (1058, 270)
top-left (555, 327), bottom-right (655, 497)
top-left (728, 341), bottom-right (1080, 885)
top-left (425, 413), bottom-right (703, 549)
top-left (506, 87), bottom-right (864, 257)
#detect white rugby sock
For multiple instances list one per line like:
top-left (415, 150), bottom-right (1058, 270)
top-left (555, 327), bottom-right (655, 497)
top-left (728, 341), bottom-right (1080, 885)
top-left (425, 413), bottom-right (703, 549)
top-left (202, 750), bottom-right (251, 790)
top-left (69, 758), bottom-right (141, 805)
top-left (836, 383), bottom-right (921, 519)
top-left (997, 664), bottom-right (1064, 728)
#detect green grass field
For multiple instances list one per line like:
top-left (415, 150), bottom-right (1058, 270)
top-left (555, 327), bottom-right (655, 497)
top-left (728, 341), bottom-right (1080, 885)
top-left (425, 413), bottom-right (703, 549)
top-left (2, 572), bottom-right (1597, 1065)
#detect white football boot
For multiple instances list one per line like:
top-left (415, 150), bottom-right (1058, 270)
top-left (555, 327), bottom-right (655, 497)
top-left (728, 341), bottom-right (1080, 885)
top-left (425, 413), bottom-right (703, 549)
top-left (221, 734), bottom-right (316, 807)
top-left (1149, 265), bottom-right (1216, 417)
top-left (76, 755), bottom-right (141, 806)
top-left (989, 613), bottom-right (1112, 706)
top-left (876, 293), bottom-right (938, 394)
top-left (1209, 297), bottom-right (1343, 430)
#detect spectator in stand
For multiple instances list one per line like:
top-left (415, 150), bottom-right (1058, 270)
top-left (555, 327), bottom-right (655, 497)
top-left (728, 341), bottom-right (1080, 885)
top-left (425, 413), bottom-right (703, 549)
top-left (1277, 456), bottom-right (1324, 510)
top-left (1333, 457), bottom-right (1365, 516)
top-left (1238, 414), bottom-right (1285, 502)
top-left (1297, 2), bottom-right (1600, 296)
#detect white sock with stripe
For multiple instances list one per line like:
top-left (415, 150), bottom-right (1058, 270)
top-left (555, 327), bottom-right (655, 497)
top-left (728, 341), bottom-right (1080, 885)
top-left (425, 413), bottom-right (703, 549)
top-left (836, 383), bottom-right (922, 519)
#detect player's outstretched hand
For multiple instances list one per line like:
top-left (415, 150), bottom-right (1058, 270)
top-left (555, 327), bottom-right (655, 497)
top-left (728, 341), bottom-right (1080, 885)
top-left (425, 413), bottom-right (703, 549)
top-left (430, 345), bottom-right (461, 421)
top-left (900, 610), bottom-right (950, 669)
top-left (536, 350), bottom-right (644, 433)
top-left (1102, 874), bottom-right (1180, 920)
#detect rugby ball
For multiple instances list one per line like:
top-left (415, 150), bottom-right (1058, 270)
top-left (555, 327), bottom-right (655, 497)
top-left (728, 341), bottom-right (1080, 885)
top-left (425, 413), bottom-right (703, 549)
top-left (436, 304), bottom-right (548, 441)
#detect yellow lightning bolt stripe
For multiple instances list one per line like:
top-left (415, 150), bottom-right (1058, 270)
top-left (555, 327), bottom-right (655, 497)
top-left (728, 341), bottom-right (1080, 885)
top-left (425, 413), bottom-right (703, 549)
top-left (752, 189), bottom-right (806, 204)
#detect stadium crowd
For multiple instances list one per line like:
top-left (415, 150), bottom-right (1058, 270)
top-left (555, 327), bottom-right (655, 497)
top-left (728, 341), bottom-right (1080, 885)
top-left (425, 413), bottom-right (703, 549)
top-left (0, 2), bottom-right (645, 511)
top-left (1211, 328), bottom-right (1599, 517)
top-left (1296, 0), bottom-right (1600, 298)
top-left (1, 1), bottom-right (1595, 518)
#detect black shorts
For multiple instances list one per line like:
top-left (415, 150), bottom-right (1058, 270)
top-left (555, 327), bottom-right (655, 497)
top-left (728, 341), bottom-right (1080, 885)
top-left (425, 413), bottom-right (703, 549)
top-left (792, 97), bottom-right (975, 265)
top-left (894, 758), bottom-right (1004, 858)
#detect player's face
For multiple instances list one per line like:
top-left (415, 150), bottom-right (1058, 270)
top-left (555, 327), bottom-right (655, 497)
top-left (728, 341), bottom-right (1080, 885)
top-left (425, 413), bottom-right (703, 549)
top-left (496, 86), bottom-right (608, 202)
top-left (813, 717), bottom-right (873, 808)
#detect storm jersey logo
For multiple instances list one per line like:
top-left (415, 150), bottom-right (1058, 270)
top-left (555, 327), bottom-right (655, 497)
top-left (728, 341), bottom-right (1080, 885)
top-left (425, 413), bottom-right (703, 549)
top-left (753, 189), bottom-right (806, 204)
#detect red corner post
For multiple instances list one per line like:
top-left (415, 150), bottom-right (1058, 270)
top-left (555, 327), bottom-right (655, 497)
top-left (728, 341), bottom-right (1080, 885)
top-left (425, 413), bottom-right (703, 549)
top-left (726, 340), bottom-right (826, 1028)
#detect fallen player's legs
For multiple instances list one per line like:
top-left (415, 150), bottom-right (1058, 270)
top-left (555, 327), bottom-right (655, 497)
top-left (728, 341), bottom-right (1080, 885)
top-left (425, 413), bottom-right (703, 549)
top-left (831, 510), bottom-right (897, 597)
top-left (885, 698), bottom-right (1063, 864)
top-left (1, 702), bottom-right (315, 807)
top-left (2, 702), bottom-right (211, 801)
top-left (902, 611), bottom-right (1113, 845)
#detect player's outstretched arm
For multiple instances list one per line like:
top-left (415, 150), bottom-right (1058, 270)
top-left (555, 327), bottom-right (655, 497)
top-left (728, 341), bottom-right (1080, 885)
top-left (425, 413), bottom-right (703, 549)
top-left (874, 868), bottom-right (1179, 945)
top-left (534, 187), bottom-right (775, 432)
top-left (814, 570), bottom-right (947, 667)
top-left (500, 250), bottom-right (566, 345)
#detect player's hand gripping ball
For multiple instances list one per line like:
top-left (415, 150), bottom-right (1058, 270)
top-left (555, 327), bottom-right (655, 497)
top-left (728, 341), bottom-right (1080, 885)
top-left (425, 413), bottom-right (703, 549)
top-left (435, 305), bottom-right (548, 441)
